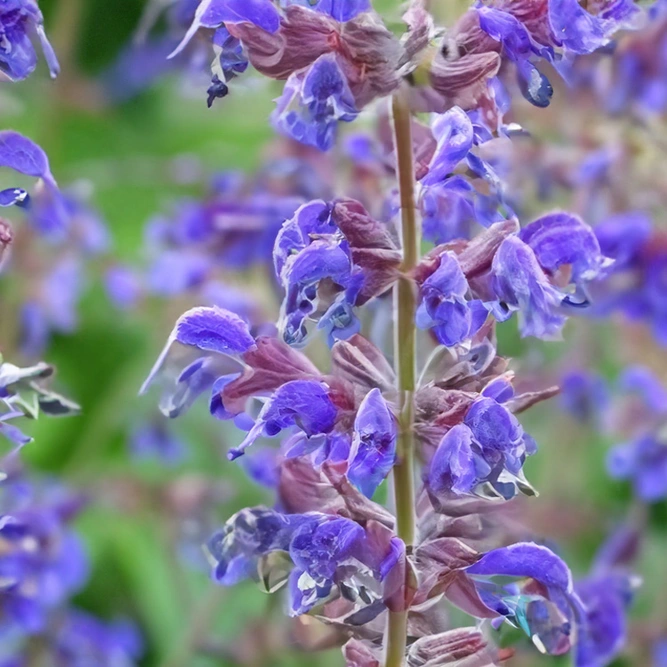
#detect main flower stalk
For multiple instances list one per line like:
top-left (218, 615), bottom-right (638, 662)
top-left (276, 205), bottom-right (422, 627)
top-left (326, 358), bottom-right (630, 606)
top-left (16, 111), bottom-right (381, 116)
top-left (385, 93), bottom-right (420, 667)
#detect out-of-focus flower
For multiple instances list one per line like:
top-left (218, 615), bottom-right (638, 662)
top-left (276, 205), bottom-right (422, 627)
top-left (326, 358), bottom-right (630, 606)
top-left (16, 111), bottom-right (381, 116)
top-left (21, 257), bottom-right (83, 358)
top-left (130, 421), bottom-right (186, 465)
top-left (104, 265), bottom-right (144, 311)
top-left (0, 476), bottom-right (88, 635)
top-left (608, 433), bottom-right (667, 502)
top-left (49, 610), bottom-right (143, 666)
top-left (560, 370), bottom-right (610, 425)
top-left (606, 366), bottom-right (667, 502)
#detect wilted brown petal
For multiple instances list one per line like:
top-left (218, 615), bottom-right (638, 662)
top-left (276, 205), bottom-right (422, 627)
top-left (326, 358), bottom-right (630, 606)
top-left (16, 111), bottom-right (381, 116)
top-left (278, 457), bottom-right (396, 527)
top-left (221, 336), bottom-right (320, 414)
top-left (343, 638), bottom-right (382, 667)
top-left (331, 334), bottom-right (396, 393)
top-left (407, 627), bottom-right (500, 667)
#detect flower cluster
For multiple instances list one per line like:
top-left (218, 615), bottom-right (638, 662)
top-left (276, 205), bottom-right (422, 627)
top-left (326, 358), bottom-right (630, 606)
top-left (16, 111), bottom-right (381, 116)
top-left (562, 365), bottom-right (667, 503)
top-left (4, 0), bottom-right (666, 664)
top-left (0, 467), bottom-right (142, 665)
top-left (129, 0), bottom-right (653, 664)
top-left (0, 131), bottom-right (110, 357)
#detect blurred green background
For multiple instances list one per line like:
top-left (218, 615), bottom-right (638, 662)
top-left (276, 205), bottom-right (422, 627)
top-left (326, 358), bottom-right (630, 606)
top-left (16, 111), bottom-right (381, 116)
top-left (0, 0), bottom-right (665, 665)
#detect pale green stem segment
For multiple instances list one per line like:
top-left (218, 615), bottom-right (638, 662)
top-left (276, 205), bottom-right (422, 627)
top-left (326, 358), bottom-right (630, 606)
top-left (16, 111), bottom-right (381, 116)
top-left (385, 93), bottom-right (421, 667)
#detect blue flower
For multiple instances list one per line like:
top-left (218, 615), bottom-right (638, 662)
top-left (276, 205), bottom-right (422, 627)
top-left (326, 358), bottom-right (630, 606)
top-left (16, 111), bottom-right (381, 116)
top-left (280, 0), bottom-right (371, 22)
top-left (477, 6), bottom-right (555, 107)
top-left (207, 26), bottom-right (249, 106)
top-left (105, 265), bottom-right (143, 311)
top-left (228, 380), bottom-right (338, 460)
top-left (272, 54), bottom-right (358, 152)
top-left (421, 176), bottom-right (477, 244)
top-left (140, 306), bottom-right (257, 418)
top-left (0, 402), bottom-right (31, 449)
top-left (171, 0), bottom-right (281, 58)
top-left (608, 433), bottom-right (667, 502)
top-left (428, 392), bottom-right (537, 499)
top-left (347, 389), bottom-right (396, 499)
top-left (206, 506), bottom-right (402, 616)
top-left (548, 0), bottom-right (640, 56)
top-left (416, 252), bottom-right (488, 347)
top-left (489, 213), bottom-right (610, 339)
top-left (560, 370), bottom-right (610, 424)
top-left (20, 257), bottom-right (83, 357)
top-left (419, 107), bottom-right (509, 241)
top-left (574, 573), bottom-right (634, 667)
top-left (0, 0), bottom-right (59, 81)
top-left (0, 477), bottom-right (89, 636)
top-left (52, 610), bottom-right (143, 666)
top-left (274, 198), bottom-right (399, 346)
top-left (130, 421), bottom-right (186, 466)
top-left (466, 542), bottom-right (585, 657)
top-left (0, 131), bottom-right (62, 217)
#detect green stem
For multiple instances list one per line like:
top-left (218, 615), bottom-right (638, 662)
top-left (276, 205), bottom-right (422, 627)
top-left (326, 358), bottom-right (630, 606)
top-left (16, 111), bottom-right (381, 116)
top-left (385, 94), bottom-right (420, 667)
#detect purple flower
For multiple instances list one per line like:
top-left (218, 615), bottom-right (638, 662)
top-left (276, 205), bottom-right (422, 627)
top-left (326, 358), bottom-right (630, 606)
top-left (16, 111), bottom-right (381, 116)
top-left (420, 176), bottom-right (477, 244)
top-left (130, 421), bottom-right (186, 465)
top-left (140, 306), bottom-right (256, 418)
top-left (618, 365), bottom-right (667, 414)
top-left (105, 266), bottom-right (143, 311)
top-left (0, 132), bottom-right (73, 242)
top-left (228, 379), bottom-right (338, 460)
top-left (272, 54), bottom-right (358, 152)
top-left (0, 0), bottom-right (59, 81)
top-left (465, 542), bottom-right (585, 657)
top-left (207, 27), bottom-right (248, 106)
top-left (416, 252), bottom-right (488, 347)
top-left (477, 6), bottom-right (555, 107)
top-left (0, 402), bottom-right (31, 449)
top-left (428, 393), bottom-right (537, 499)
top-left (347, 389), bottom-right (396, 499)
top-left (206, 506), bottom-right (402, 616)
top-left (548, 0), bottom-right (640, 56)
top-left (280, 0), bottom-right (371, 22)
top-left (105, 35), bottom-right (184, 103)
top-left (594, 211), bottom-right (651, 270)
top-left (52, 610), bottom-right (143, 666)
top-left (274, 198), bottom-right (400, 346)
top-left (560, 370), bottom-right (610, 424)
top-left (147, 249), bottom-right (210, 296)
top-left (655, 639), bottom-right (667, 667)
top-left (171, 0), bottom-right (281, 58)
top-left (489, 213), bottom-right (609, 339)
top-left (574, 573), bottom-right (634, 667)
top-left (608, 433), bottom-right (667, 502)
top-left (0, 131), bottom-right (58, 203)
top-left (419, 107), bottom-right (508, 240)
top-left (0, 477), bottom-right (89, 636)
top-left (20, 257), bottom-right (83, 357)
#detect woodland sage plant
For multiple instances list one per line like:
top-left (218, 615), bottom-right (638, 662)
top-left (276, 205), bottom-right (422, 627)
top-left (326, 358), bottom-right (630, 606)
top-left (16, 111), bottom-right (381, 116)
top-left (134, 0), bottom-right (645, 665)
top-left (3, 0), bottom-right (665, 664)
